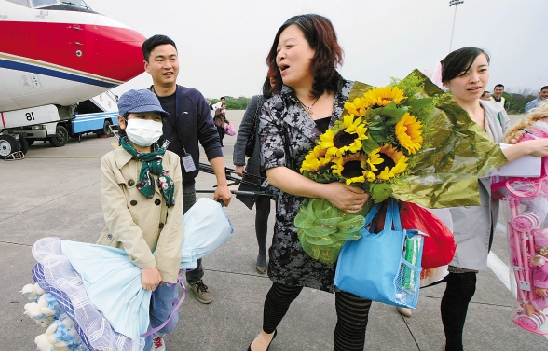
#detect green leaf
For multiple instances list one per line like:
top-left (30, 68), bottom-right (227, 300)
top-left (407, 97), bottom-right (434, 113)
top-left (372, 103), bottom-right (407, 122)
top-left (370, 131), bottom-right (389, 143)
top-left (370, 183), bottom-right (393, 202)
top-left (362, 133), bottom-right (380, 154)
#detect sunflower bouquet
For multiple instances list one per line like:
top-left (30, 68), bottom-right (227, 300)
top-left (295, 70), bottom-right (508, 264)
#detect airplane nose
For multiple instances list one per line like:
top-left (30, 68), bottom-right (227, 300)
top-left (91, 17), bottom-right (146, 83)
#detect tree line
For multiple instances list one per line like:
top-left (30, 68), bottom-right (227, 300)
top-left (502, 89), bottom-right (538, 115)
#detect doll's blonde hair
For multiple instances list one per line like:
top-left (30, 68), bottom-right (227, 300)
top-left (504, 100), bottom-right (548, 143)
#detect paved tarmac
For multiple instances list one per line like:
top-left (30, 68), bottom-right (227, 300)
top-left (1, 111), bottom-right (547, 350)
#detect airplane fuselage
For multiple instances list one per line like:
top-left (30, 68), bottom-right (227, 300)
top-left (0, 0), bottom-right (145, 114)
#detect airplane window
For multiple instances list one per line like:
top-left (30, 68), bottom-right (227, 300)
top-left (6, 0), bottom-right (31, 7)
top-left (60, 0), bottom-right (91, 9)
top-left (31, 0), bottom-right (58, 7)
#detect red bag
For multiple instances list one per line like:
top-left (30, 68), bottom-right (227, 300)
top-left (373, 201), bottom-right (456, 269)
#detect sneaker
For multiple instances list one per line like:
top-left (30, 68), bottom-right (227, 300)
top-left (152, 336), bottom-right (165, 351)
top-left (189, 280), bottom-right (212, 304)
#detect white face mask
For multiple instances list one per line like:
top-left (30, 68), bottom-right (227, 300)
top-left (125, 118), bottom-right (163, 147)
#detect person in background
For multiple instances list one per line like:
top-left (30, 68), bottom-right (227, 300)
top-left (206, 99), bottom-right (213, 111)
top-left (142, 34), bottom-right (232, 305)
top-left (213, 105), bottom-right (229, 147)
top-left (212, 96), bottom-right (226, 111)
top-left (525, 86), bottom-right (548, 113)
top-left (439, 47), bottom-right (548, 351)
top-left (233, 76), bottom-right (275, 275)
top-left (480, 90), bottom-right (490, 101)
top-left (114, 95), bottom-right (119, 102)
top-left (98, 88), bottom-right (183, 351)
top-left (490, 83), bottom-right (506, 109)
top-left (249, 14), bottom-right (371, 351)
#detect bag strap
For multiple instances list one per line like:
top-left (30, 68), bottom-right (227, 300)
top-left (364, 198), bottom-right (402, 231)
top-left (251, 95), bottom-right (263, 133)
top-left (364, 201), bottom-right (382, 226)
top-left (386, 198), bottom-right (402, 231)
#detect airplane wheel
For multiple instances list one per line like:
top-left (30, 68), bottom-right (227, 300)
top-left (18, 136), bottom-right (29, 155)
top-left (49, 126), bottom-right (69, 147)
top-left (0, 135), bottom-right (21, 158)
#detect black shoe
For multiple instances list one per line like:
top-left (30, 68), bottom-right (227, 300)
top-left (248, 330), bottom-right (277, 351)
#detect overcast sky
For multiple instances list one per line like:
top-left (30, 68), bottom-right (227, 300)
top-left (89, 0), bottom-right (547, 100)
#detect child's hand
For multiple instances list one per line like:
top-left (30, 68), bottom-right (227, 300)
top-left (141, 268), bottom-right (162, 291)
top-left (536, 287), bottom-right (548, 297)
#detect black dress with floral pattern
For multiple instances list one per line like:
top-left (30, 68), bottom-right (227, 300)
top-left (259, 78), bottom-right (354, 293)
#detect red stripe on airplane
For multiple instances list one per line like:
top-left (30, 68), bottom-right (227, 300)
top-left (2, 21), bottom-right (145, 83)
top-left (1, 112), bottom-right (5, 128)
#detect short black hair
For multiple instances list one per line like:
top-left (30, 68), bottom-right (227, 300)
top-left (540, 86), bottom-right (548, 91)
top-left (494, 84), bottom-right (504, 89)
top-left (142, 34), bottom-right (177, 62)
top-left (220, 97), bottom-right (225, 100)
top-left (441, 47), bottom-right (490, 83)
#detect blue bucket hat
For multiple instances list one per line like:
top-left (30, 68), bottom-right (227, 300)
top-left (118, 89), bottom-right (170, 118)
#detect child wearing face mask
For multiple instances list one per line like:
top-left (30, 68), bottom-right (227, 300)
top-left (97, 88), bottom-right (184, 350)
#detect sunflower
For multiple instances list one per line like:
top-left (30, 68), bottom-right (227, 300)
top-left (366, 149), bottom-right (384, 172)
top-left (301, 145), bottom-right (331, 172)
top-left (342, 114), bottom-right (368, 136)
top-left (372, 144), bottom-right (409, 181)
top-left (361, 86), bottom-right (406, 107)
top-left (344, 97), bottom-right (370, 117)
top-left (319, 117), bottom-right (367, 158)
top-left (331, 153), bottom-right (367, 185)
top-left (395, 112), bottom-right (423, 154)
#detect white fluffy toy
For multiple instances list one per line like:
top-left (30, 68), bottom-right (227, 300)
top-left (21, 282), bottom-right (46, 301)
top-left (37, 317), bottom-right (81, 351)
top-left (24, 294), bottom-right (58, 320)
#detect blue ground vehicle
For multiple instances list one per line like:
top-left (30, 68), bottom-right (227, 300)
top-left (8, 91), bottom-right (118, 152)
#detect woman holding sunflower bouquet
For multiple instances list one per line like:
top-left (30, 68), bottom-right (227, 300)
top-left (250, 13), bottom-right (548, 351)
top-left (249, 14), bottom-right (371, 351)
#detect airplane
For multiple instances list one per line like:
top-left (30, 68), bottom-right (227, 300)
top-left (0, 0), bottom-right (145, 159)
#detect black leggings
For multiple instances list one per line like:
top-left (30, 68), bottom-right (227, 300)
top-left (262, 282), bottom-right (372, 350)
top-left (441, 271), bottom-right (477, 351)
top-left (255, 195), bottom-right (271, 265)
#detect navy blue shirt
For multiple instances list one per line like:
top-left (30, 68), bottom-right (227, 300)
top-left (158, 85), bottom-right (223, 186)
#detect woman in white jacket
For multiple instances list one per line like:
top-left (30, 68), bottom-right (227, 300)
top-left (439, 47), bottom-right (548, 350)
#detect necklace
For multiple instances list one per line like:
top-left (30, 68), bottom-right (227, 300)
top-left (298, 94), bottom-right (321, 116)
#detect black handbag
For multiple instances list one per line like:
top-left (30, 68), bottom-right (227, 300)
top-left (245, 95), bottom-right (263, 157)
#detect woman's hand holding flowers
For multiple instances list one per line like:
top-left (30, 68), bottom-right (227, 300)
top-left (323, 182), bottom-right (370, 214)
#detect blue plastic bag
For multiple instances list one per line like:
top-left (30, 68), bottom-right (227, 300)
top-left (181, 198), bottom-right (234, 269)
top-left (334, 198), bottom-right (424, 309)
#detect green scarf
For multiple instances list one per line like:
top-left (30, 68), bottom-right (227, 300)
top-left (121, 136), bottom-right (175, 207)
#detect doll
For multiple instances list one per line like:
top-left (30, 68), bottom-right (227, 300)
top-left (501, 101), bottom-right (548, 223)
top-left (527, 228), bottom-right (548, 316)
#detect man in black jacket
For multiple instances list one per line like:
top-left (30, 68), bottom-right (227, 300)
top-left (143, 34), bottom-right (232, 307)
